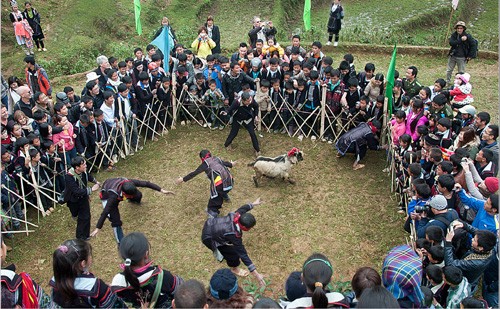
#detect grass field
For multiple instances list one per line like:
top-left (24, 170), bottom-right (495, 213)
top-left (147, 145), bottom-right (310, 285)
top-left (1, 0), bottom-right (498, 299)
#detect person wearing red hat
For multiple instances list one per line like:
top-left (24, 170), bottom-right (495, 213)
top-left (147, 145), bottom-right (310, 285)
top-left (462, 158), bottom-right (498, 200)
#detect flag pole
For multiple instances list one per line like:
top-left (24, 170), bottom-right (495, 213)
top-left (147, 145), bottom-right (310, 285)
top-left (444, 8), bottom-right (454, 46)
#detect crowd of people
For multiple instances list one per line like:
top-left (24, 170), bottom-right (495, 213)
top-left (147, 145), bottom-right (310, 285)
top-left (0, 4), bottom-right (498, 307)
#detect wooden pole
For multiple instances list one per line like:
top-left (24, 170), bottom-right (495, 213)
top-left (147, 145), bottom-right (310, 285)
top-left (320, 84), bottom-right (327, 139)
top-left (444, 8), bottom-right (454, 46)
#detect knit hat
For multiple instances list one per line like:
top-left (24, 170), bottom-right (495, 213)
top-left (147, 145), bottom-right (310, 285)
top-left (484, 177), bottom-right (499, 194)
top-left (432, 93), bottom-right (448, 106)
top-left (429, 195), bottom-right (447, 210)
top-left (459, 73), bottom-right (470, 84)
top-left (458, 105), bottom-right (476, 116)
top-left (209, 268), bottom-right (239, 300)
top-left (424, 134), bottom-right (440, 146)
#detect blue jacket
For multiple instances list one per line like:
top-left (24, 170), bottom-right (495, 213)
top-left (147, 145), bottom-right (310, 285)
top-left (458, 189), bottom-right (496, 233)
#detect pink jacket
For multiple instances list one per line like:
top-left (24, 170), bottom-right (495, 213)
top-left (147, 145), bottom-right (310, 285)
top-left (390, 119), bottom-right (406, 145)
top-left (405, 110), bottom-right (428, 141)
top-left (52, 123), bottom-right (75, 152)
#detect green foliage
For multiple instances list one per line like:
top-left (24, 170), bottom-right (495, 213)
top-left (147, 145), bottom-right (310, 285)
top-left (242, 277), bottom-right (274, 300)
top-left (327, 280), bottom-right (352, 294)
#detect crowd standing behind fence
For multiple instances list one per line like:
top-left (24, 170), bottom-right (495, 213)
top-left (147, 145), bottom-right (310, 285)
top-left (0, 10), bottom-right (498, 308)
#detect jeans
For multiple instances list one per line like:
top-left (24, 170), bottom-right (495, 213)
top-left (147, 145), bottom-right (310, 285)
top-left (446, 56), bottom-right (466, 83)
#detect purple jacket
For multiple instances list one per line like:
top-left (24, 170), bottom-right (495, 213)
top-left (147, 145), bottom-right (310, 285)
top-left (405, 110), bottom-right (428, 141)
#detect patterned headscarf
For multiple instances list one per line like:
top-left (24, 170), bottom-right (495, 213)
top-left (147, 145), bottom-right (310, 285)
top-left (382, 244), bottom-right (424, 308)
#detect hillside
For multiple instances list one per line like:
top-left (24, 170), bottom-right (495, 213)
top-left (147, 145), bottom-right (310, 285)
top-left (1, 0), bottom-right (497, 80)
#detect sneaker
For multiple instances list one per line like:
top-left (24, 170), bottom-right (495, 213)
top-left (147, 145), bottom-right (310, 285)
top-left (112, 154), bottom-right (118, 163)
top-left (273, 129), bottom-right (280, 134)
top-left (327, 140), bottom-right (333, 144)
top-left (186, 120), bottom-right (191, 125)
top-left (129, 150), bottom-right (135, 156)
top-left (225, 145), bottom-right (233, 151)
top-left (326, 41), bottom-right (332, 46)
top-left (48, 207), bottom-right (55, 213)
top-left (42, 48), bottom-right (47, 51)
top-left (397, 207), bottom-right (405, 214)
top-left (211, 125), bottom-right (219, 130)
top-left (382, 167), bottom-right (390, 173)
top-left (181, 121), bottom-right (186, 126)
top-left (119, 151), bottom-right (126, 159)
top-left (38, 48), bottom-right (42, 52)
top-left (333, 41), bottom-right (338, 47)
top-left (311, 135), bottom-right (317, 141)
top-left (138, 146), bottom-right (144, 151)
top-left (321, 137), bottom-right (327, 142)
top-left (203, 123), bottom-right (208, 128)
top-left (219, 126), bottom-right (224, 130)
top-left (298, 135), bottom-right (304, 141)
top-left (280, 128), bottom-right (287, 134)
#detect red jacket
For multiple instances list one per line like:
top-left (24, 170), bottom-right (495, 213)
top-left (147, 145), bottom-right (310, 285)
top-left (25, 65), bottom-right (52, 96)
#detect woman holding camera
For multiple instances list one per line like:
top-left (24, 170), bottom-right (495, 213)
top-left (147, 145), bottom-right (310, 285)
top-left (191, 26), bottom-right (216, 59)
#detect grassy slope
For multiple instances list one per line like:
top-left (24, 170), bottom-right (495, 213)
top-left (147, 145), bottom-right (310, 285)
top-left (1, 0), bottom-right (498, 298)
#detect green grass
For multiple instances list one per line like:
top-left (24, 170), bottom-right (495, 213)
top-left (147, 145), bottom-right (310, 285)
top-left (1, 0), bottom-right (498, 299)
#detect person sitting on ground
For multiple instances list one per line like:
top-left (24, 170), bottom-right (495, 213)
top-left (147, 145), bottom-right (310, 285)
top-left (111, 232), bottom-right (183, 308)
top-left (50, 239), bottom-right (125, 308)
top-left (343, 266), bottom-right (382, 307)
top-left (444, 220), bottom-right (497, 292)
top-left (284, 253), bottom-right (349, 308)
top-left (356, 286), bottom-right (399, 308)
top-left (172, 279), bottom-right (208, 308)
top-left (206, 268), bottom-right (254, 308)
top-left (382, 244), bottom-right (425, 307)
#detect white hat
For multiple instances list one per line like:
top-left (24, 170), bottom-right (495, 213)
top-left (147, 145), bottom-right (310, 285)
top-left (86, 72), bottom-right (101, 83)
top-left (458, 105), bottom-right (476, 116)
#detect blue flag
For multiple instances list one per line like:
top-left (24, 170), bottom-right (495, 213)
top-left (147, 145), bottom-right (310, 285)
top-left (150, 26), bottom-right (174, 73)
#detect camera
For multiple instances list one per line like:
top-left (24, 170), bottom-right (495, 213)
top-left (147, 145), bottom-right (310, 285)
top-left (414, 205), bottom-right (430, 213)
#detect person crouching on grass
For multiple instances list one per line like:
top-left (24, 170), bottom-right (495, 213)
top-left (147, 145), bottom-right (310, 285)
top-left (335, 120), bottom-right (388, 170)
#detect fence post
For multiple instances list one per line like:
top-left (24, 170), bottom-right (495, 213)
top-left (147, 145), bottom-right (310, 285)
top-left (171, 73), bottom-right (177, 128)
top-left (320, 84), bottom-right (327, 139)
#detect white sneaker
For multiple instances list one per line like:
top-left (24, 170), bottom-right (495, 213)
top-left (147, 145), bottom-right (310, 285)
top-left (181, 121), bottom-right (186, 126)
top-left (119, 151), bottom-right (126, 159)
top-left (298, 135), bottom-right (304, 141)
top-left (326, 41), bottom-right (332, 46)
top-left (112, 154), bottom-right (118, 164)
top-left (138, 146), bottom-right (144, 151)
top-left (129, 150), bottom-right (135, 156)
top-left (327, 140), bottom-right (333, 144)
top-left (333, 41), bottom-right (338, 47)
top-left (321, 137), bottom-right (327, 142)
top-left (382, 167), bottom-right (390, 173)
top-left (203, 123), bottom-right (208, 128)
top-left (311, 135), bottom-right (317, 141)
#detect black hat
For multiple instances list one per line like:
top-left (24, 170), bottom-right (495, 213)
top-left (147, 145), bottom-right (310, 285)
top-left (1, 145), bottom-right (8, 156)
top-left (424, 134), bottom-right (440, 146)
top-left (437, 117), bottom-right (452, 129)
top-left (432, 93), bottom-right (448, 106)
top-left (209, 268), bottom-right (238, 300)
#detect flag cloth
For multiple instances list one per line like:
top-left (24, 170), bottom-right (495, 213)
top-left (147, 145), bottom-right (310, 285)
top-left (385, 44), bottom-right (397, 116)
top-left (134, 0), bottom-right (142, 35)
top-left (303, 0), bottom-right (311, 31)
top-left (150, 26), bottom-right (174, 73)
top-left (452, 0), bottom-right (459, 10)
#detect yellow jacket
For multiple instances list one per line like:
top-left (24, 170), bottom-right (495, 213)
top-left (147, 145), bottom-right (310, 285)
top-left (191, 38), bottom-right (216, 59)
top-left (262, 43), bottom-right (285, 57)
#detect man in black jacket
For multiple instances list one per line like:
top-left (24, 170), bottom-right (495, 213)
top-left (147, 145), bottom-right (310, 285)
top-left (248, 17), bottom-right (276, 48)
top-left (201, 197), bottom-right (265, 286)
top-left (222, 62), bottom-right (255, 105)
top-left (90, 177), bottom-right (173, 244)
top-left (222, 92), bottom-right (260, 156)
top-left (446, 21), bottom-right (477, 84)
top-left (64, 156), bottom-right (100, 240)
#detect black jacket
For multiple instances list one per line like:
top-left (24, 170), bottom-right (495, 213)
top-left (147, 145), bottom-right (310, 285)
top-left (444, 222), bottom-right (495, 289)
top-left (449, 31), bottom-right (478, 59)
top-left (222, 73), bottom-right (254, 103)
top-left (64, 169), bottom-right (95, 204)
top-left (248, 26), bottom-right (277, 48)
